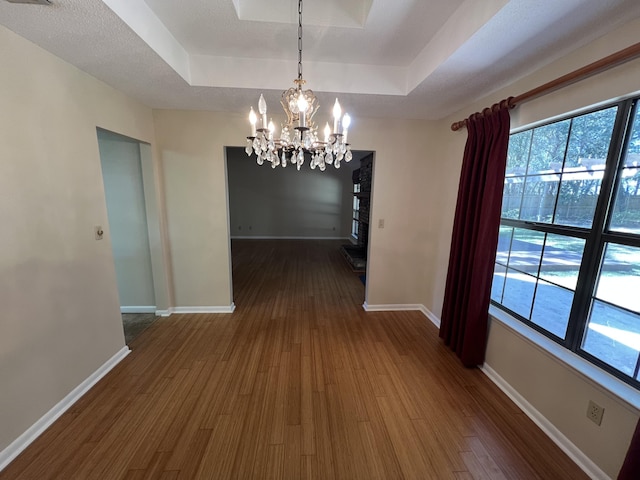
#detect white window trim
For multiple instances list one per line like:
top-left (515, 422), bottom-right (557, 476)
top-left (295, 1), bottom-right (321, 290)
top-left (489, 305), bottom-right (640, 414)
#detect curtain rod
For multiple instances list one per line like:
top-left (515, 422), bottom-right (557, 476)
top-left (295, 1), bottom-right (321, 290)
top-left (450, 41), bottom-right (640, 131)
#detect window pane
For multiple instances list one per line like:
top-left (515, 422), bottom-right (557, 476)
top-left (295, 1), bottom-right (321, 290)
top-left (595, 244), bottom-right (640, 314)
top-left (554, 170), bottom-right (602, 228)
top-left (502, 269), bottom-right (536, 318)
top-left (610, 167), bottom-right (640, 234)
top-left (622, 105), bottom-right (640, 168)
top-left (492, 264), bottom-right (506, 302)
top-left (519, 175), bottom-right (559, 222)
top-left (531, 280), bottom-right (573, 339)
top-left (550, 108), bottom-right (616, 228)
top-left (564, 107), bottom-right (617, 171)
top-left (527, 120), bottom-right (570, 175)
top-left (582, 300), bottom-right (640, 377)
top-left (496, 226), bottom-right (513, 266)
top-left (502, 180), bottom-right (523, 219)
top-left (539, 234), bottom-right (585, 290)
top-left (506, 130), bottom-right (532, 176)
top-left (507, 228), bottom-right (544, 273)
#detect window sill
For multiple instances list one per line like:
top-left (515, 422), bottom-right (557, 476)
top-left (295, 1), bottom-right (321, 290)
top-left (488, 305), bottom-right (640, 414)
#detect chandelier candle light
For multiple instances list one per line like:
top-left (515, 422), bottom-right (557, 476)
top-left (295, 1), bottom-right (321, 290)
top-left (245, 0), bottom-right (353, 171)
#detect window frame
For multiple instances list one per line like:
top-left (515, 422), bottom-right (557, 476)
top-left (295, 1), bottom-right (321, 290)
top-left (492, 96), bottom-right (640, 390)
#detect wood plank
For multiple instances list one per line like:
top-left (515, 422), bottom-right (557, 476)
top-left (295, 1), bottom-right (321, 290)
top-left (0, 240), bottom-right (590, 480)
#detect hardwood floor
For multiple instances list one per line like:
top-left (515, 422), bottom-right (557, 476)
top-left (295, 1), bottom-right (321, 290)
top-left (1, 239), bottom-right (588, 479)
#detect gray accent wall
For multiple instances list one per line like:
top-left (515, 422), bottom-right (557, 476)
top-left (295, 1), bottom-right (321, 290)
top-left (227, 147), bottom-right (356, 238)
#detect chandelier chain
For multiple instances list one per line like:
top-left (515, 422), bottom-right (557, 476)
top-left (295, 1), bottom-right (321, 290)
top-left (297, 0), bottom-right (303, 82)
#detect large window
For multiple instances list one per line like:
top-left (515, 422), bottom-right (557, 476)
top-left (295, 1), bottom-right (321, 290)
top-left (492, 97), bottom-right (640, 388)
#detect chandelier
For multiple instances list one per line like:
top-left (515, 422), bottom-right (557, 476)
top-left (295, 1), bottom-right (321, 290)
top-left (245, 0), bottom-right (353, 171)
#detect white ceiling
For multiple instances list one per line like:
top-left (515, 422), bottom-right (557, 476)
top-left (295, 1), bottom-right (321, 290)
top-left (1, 0), bottom-right (639, 120)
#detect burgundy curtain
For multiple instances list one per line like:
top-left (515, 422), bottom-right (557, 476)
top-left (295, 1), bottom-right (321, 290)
top-left (439, 102), bottom-right (511, 367)
top-left (618, 419), bottom-right (640, 479)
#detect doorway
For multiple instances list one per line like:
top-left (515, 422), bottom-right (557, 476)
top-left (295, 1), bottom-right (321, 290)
top-left (225, 146), bottom-right (374, 306)
top-left (97, 129), bottom-right (158, 343)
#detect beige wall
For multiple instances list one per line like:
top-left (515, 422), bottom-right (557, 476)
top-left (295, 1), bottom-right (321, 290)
top-left (423, 18), bottom-right (640, 478)
top-left (153, 110), bottom-right (436, 308)
top-left (0, 25), bottom-right (165, 452)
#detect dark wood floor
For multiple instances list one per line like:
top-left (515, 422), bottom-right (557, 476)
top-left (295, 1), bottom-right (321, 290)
top-left (1, 239), bottom-right (587, 479)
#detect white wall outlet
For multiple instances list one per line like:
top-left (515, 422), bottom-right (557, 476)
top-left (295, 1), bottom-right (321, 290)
top-left (378, 218), bottom-right (385, 229)
top-left (586, 400), bottom-right (604, 426)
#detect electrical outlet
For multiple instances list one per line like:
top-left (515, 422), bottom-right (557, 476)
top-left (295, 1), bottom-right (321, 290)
top-left (378, 218), bottom-right (385, 229)
top-left (586, 400), bottom-right (604, 426)
top-left (95, 226), bottom-right (104, 240)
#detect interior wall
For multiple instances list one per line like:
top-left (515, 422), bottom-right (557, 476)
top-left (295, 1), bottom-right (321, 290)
top-left (424, 18), bottom-right (640, 478)
top-left (152, 109), bottom-right (436, 308)
top-left (98, 130), bottom-right (155, 309)
top-left (226, 147), bottom-right (357, 238)
top-left (0, 24), bottom-right (163, 455)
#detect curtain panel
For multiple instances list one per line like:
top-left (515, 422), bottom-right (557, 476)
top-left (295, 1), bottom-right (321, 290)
top-left (439, 103), bottom-right (511, 367)
top-left (619, 418), bottom-right (640, 479)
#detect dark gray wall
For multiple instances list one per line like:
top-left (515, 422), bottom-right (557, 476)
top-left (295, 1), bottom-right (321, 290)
top-left (227, 147), bottom-right (357, 238)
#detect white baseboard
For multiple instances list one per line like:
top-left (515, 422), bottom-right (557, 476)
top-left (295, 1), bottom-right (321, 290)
top-left (481, 364), bottom-right (610, 480)
top-left (362, 303), bottom-right (441, 329)
top-left (172, 303), bottom-right (236, 314)
top-left (363, 302), bottom-right (423, 312)
top-left (417, 305), bottom-right (441, 329)
top-left (120, 306), bottom-right (156, 314)
top-left (231, 236), bottom-right (350, 240)
top-left (0, 346), bottom-right (130, 472)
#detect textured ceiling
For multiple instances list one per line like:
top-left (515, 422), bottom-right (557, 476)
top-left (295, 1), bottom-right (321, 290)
top-left (1, 0), bottom-right (639, 120)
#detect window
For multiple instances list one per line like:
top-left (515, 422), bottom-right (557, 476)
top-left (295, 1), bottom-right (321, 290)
top-left (492, 97), bottom-right (640, 389)
top-left (352, 183), bottom-right (361, 239)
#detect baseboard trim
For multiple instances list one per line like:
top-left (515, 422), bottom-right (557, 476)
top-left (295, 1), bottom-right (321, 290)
top-left (120, 306), bottom-right (156, 314)
top-left (172, 303), bottom-right (236, 314)
top-left (417, 305), bottom-right (441, 329)
top-left (481, 364), bottom-right (610, 480)
top-left (155, 309), bottom-right (172, 317)
top-left (0, 346), bottom-right (130, 472)
top-left (231, 236), bottom-right (350, 240)
top-left (362, 303), bottom-right (441, 329)
top-left (363, 302), bottom-right (423, 312)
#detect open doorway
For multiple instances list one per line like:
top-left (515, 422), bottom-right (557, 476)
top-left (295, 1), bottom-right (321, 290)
top-left (225, 146), bottom-right (374, 306)
top-left (340, 152), bottom-right (373, 278)
top-left (97, 128), bottom-right (158, 343)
